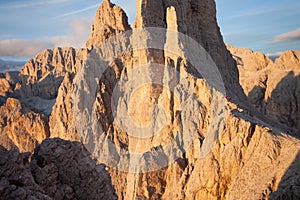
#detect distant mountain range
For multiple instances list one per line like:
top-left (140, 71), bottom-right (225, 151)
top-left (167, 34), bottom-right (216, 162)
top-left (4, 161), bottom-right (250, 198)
top-left (0, 59), bottom-right (25, 73)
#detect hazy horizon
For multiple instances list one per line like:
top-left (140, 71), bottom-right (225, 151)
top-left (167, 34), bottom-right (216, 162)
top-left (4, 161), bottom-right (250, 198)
top-left (0, 0), bottom-right (299, 61)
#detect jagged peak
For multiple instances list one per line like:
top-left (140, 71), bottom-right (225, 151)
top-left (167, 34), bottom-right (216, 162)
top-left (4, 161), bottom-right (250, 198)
top-left (276, 50), bottom-right (300, 63)
top-left (86, 0), bottom-right (131, 50)
top-left (226, 44), bottom-right (254, 56)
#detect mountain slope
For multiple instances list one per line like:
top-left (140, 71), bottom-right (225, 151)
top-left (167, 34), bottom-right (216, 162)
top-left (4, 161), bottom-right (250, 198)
top-left (227, 45), bottom-right (300, 132)
top-left (0, 0), bottom-right (299, 199)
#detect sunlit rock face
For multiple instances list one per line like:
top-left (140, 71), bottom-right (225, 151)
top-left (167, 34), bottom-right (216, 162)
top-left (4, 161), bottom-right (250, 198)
top-left (0, 0), bottom-right (299, 199)
top-left (228, 45), bottom-right (300, 132)
top-left (0, 47), bottom-right (87, 152)
top-left (67, 0), bottom-right (300, 199)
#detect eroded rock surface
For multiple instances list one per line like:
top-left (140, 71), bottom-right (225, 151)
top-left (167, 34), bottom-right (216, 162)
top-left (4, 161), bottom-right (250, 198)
top-left (0, 138), bottom-right (116, 200)
top-left (0, 47), bottom-right (86, 152)
top-left (86, 0), bottom-right (131, 50)
top-left (66, 0), bottom-right (300, 199)
top-left (0, 0), bottom-right (299, 199)
top-left (228, 45), bottom-right (300, 132)
top-left (17, 47), bottom-right (86, 100)
top-left (0, 98), bottom-right (49, 152)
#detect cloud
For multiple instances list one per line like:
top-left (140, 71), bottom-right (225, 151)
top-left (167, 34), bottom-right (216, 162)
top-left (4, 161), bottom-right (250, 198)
top-left (272, 28), bottom-right (300, 43)
top-left (266, 51), bottom-right (283, 57)
top-left (0, 18), bottom-right (92, 58)
top-left (0, 0), bottom-right (70, 9)
top-left (56, 4), bottom-right (99, 18)
top-left (0, 39), bottom-right (53, 58)
top-left (50, 18), bottom-right (92, 48)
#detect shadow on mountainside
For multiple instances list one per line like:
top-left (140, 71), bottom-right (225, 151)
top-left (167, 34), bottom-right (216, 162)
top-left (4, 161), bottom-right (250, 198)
top-left (248, 85), bottom-right (266, 111)
top-left (10, 73), bottom-right (63, 100)
top-left (236, 71), bottom-right (300, 137)
top-left (0, 71), bottom-right (63, 116)
top-left (265, 71), bottom-right (300, 133)
top-left (0, 138), bottom-right (116, 199)
top-left (270, 150), bottom-right (300, 199)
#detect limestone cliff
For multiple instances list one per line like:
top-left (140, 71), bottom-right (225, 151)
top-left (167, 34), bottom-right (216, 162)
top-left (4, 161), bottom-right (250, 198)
top-left (86, 0), bottom-right (131, 50)
top-left (228, 45), bottom-right (300, 132)
top-left (0, 0), bottom-right (299, 199)
top-left (0, 47), bottom-right (86, 152)
top-left (0, 138), bottom-right (116, 200)
top-left (0, 98), bottom-right (49, 152)
top-left (133, 0), bottom-right (244, 100)
top-left (18, 47), bottom-right (86, 100)
top-left (64, 0), bottom-right (300, 199)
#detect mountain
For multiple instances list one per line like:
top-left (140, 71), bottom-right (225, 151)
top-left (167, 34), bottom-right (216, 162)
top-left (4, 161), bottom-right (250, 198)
top-left (0, 138), bottom-right (116, 199)
top-left (227, 45), bottom-right (300, 132)
top-left (0, 59), bottom-right (25, 73)
top-left (0, 0), bottom-right (300, 200)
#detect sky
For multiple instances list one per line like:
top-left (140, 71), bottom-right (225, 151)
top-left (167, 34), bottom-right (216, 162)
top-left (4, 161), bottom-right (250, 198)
top-left (0, 0), bottom-right (299, 61)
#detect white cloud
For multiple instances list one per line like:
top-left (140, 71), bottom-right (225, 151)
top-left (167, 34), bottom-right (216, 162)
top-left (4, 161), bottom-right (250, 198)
top-left (273, 28), bottom-right (300, 43)
top-left (51, 18), bottom-right (92, 48)
top-left (0, 18), bottom-right (92, 58)
top-left (56, 4), bottom-right (99, 18)
top-left (266, 52), bottom-right (283, 57)
top-left (0, 39), bottom-right (53, 58)
top-left (0, 0), bottom-right (70, 9)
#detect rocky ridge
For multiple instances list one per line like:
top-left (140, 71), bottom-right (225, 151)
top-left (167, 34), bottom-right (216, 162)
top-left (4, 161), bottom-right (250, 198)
top-left (0, 47), bottom-right (86, 152)
top-left (0, 98), bottom-right (49, 152)
top-left (55, 0), bottom-right (300, 199)
top-left (0, 0), bottom-right (299, 200)
top-left (227, 45), bottom-right (300, 132)
top-left (0, 138), bottom-right (116, 200)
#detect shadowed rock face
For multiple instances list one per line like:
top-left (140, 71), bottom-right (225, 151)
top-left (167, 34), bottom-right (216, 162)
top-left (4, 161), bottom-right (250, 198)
top-left (228, 45), bottom-right (300, 132)
top-left (0, 138), bottom-right (116, 200)
top-left (64, 1), bottom-right (300, 199)
top-left (18, 47), bottom-right (87, 100)
top-left (0, 0), bottom-right (300, 199)
top-left (0, 47), bottom-right (87, 152)
top-left (134, 0), bottom-right (245, 100)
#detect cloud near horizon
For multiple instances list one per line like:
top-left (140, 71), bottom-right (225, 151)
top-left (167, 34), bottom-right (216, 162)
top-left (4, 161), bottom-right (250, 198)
top-left (0, 39), bottom-right (53, 58)
top-left (266, 51), bottom-right (283, 58)
top-left (273, 28), bottom-right (300, 43)
top-left (0, 18), bottom-right (92, 58)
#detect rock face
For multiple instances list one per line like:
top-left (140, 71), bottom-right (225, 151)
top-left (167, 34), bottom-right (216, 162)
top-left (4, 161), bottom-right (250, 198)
top-left (49, 72), bottom-right (80, 141)
top-left (133, 0), bottom-right (245, 100)
top-left (228, 45), bottom-right (300, 132)
top-left (86, 0), bottom-right (131, 50)
top-left (0, 47), bottom-right (86, 104)
top-left (68, 0), bottom-right (300, 199)
top-left (0, 147), bottom-right (52, 199)
top-left (0, 71), bottom-right (20, 98)
top-left (0, 98), bottom-right (49, 152)
top-left (50, 0), bottom-right (130, 141)
top-left (0, 47), bottom-right (86, 152)
top-left (0, 0), bottom-right (300, 200)
top-left (17, 47), bottom-right (86, 100)
top-left (0, 138), bottom-right (116, 200)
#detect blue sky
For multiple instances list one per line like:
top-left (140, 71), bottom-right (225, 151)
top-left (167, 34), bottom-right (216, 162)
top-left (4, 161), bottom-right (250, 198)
top-left (0, 0), bottom-right (299, 61)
